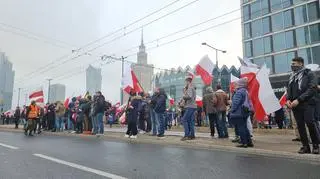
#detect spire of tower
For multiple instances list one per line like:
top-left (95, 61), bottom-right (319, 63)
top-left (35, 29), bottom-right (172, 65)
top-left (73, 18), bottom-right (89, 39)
top-left (141, 28), bottom-right (144, 45)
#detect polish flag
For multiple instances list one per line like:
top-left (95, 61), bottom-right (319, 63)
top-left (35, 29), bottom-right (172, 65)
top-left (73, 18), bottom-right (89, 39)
top-left (64, 97), bottom-right (70, 108)
top-left (122, 63), bottom-right (144, 94)
top-left (238, 56), bottom-right (259, 68)
top-left (229, 74), bottom-right (239, 93)
top-left (195, 55), bottom-right (214, 85)
top-left (240, 64), bottom-right (281, 121)
top-left (29, 88), bottom-right (44, 105)
top-left (196, 95), bottom-right (203, 107)
top-left (168, 95), bottom-right (174, 105)
top-left (279, 92), bottom-right (287, 107)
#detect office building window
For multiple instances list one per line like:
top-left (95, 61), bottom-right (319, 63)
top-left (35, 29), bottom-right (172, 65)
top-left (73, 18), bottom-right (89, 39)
top-left (285, 30), bottom-right (295, 49)
top-left (263, 36), bottom-right (272, 54)
top-left (271, 0), bottom-right (282, 12)
top-left (294, 5), bottom-right (308, 26)
top-left (262, 16), bottom-right (271, 34)
top-left (272, 12), bottom-right (284, 32)
top-left (273, 32), bottom-right (286, 51)
top-left (253, 38), bottom-right (264, 56)
top-left (253, 57), bottom-right (265, 66)
top-left (293, 0), bottom-right (307, 5)
top-left (252, 19), bottom-right (263, 37)
top-left (312, 46), bottom-right (320, 65)
top-left (245, 41), bottom-right (253, 57)
top-left (261, 0), bottom-right (270, 15)
top-left (295, 26), bottom-right (310, 46)
top-left (284, 9), bottom-right (294, 28)
top-left (274, 53), bottom-right (290, 73)
top-left (310, 23), bottom-right (320, 43)
top-left (282, 0), bottom-right (293, 8)
top-left (244, 23), bottom-right (251, 39)
top-left (307, 2), bottom-right (320, 22)
top-left (287, 51), bottom-right (296, 62)
top-left (243, 5), bottom-right (251, 21)
top-left (251, 0), bottom-right (261, 19)
top-left (264, 56), bottom-right (274, 73)
top-left (297, 48), bottom-right (312, 64)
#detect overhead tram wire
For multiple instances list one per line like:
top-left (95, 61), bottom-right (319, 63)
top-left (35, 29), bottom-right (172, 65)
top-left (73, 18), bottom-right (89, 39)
top-left (14, 0), bottom-right (191, 83)
top-left (18, 0), bottom-right (290, 87)
top-left (0, 22), bottom-right (76, 48)
top-left (86, 0), bottom-right (201, 53)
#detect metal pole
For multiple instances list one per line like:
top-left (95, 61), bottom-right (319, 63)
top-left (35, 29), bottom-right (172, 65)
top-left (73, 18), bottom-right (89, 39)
top-left (121, 56), bottom-right (124, 105)
top-left (47, 79), bottom-right (52, 103)
top-left (17, 88), bottom-right (22, 107)
top-left (24, 94), bottom-right (28, 105)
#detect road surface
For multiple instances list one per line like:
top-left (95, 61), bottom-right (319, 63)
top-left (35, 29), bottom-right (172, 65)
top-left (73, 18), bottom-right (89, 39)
top-left (0, 131), bottom-right (319, 179)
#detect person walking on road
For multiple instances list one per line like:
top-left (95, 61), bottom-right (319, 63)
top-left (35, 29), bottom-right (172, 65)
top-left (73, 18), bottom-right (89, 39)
top-left (14, 106), bottom-right (21, 129)
top-left (125, 90), bottom-right (141, 139)
top-left (230, 78), bottom-right (254, 148)
top-left (150, 90), bottom-right (159, 136)
top-left (215, 85), bottom-right (229, 138)
top-left (202, 86), bottom-right (217, 138)
top-left (25, 101), bottom-right (39, 136)
top-left (181, 75), bottom-right (197, 141)
top-left (287, 57), bottom-right (319, 154)
top-left (55, 101), bottom-right (66, 132)
top-left (92, 91), bottom-right (106, 136)
top-left (154, 88), bottom-right (167, 138)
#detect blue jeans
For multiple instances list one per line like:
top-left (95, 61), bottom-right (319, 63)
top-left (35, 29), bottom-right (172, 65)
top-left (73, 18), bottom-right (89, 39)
top-left (156, 112), bottom-right (165, 136)
top-left (150, 109), bottom-right (158, 135)
top-left (235, 117), bottom-right (251, 145)
top-left (217, 111), bottom-right (228, 137)
top-left (55, 116), bottom-right (64, 132)
top-left (95, 113), bottom-right (104, 134)
top-left (182, 108), bottom-right (196, 137)
top-left (67, 114), bottom-right (74, 130)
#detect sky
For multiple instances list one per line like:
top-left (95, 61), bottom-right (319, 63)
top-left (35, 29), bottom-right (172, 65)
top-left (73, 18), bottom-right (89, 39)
top-left (0, 0), bottom-right (243, 107)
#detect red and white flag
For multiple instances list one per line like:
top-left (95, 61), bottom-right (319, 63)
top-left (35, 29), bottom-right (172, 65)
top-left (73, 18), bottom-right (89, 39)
top-left (238, 56), bottom-right (259, 68)
top-left (29, 88), bottom-right (44, 104)
top-left (229, 74), bottom-right (239, 93)
top-left (168, 95), bottom-right (174, 105)
top-left (279, 92), bottom-right (287, 107)
top-left (240, 64), bottom-right (281, 121)
top-left (122, 63), bottom-right (144, 94)
top-left (195, 55), bottom-right (214, 85)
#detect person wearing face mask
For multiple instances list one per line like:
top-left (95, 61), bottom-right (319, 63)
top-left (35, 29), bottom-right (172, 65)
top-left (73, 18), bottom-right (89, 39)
top-left (287, 57), bottom-right (319, 154)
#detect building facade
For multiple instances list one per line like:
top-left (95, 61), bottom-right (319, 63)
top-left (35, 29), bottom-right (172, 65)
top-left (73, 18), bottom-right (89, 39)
top-left (155, 66), bottom-right (240, 102)
top-left (0, 52), bottom-right (14, 112)
top-left (132, 34), bottom-right (154, 93)
top-left (86, 65), bottom-right (102, 95)
top-left (241, 0), bottom-right (320, 74)
top-left (49, 84), bottom-right (66, 102)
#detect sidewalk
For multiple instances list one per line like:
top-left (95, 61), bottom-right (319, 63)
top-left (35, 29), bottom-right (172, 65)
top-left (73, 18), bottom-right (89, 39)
top-left (1, 124), bottom-right (319, 162)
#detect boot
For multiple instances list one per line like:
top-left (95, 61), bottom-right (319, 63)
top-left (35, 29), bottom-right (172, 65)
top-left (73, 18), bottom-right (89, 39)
top-left (298, 146), bottom-right (311, 154)
top-left (312, 145), bottom-right (319, 154)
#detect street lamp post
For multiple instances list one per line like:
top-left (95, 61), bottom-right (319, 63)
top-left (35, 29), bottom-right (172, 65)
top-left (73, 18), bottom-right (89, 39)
top-left (201, 42), bottom-right (227, 85)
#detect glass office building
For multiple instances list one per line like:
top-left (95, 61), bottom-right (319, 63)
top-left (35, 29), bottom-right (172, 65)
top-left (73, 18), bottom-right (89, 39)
top-left (241, 0), bottom-right (320, 74)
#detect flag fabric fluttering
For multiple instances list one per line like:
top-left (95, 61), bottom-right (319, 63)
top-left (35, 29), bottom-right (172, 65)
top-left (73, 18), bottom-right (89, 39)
top-left (195, 55), bottom-right (214, 85)
top-left (122, 63), bottom-right (144, 94)
top-left (240, 64), bottom-right (281, 121)
top-left (229, 74), bottom-right (239, 93)
top-left (29, 88), bottom-right (44, 105)
top-left (279, 92), bottom-right (287, 107)
top-left (168, 95), bottom-right (175, 105)
top-left (64, 97), bottom-right (70, 109)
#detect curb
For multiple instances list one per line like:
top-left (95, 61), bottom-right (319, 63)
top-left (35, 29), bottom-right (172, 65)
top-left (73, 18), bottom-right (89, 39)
top-left (0, 127), bottom-right (319, 163)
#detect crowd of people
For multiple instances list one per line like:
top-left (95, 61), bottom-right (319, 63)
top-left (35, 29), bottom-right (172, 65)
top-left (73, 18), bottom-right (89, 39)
top-left (1, 57), bottom-right (319, 154)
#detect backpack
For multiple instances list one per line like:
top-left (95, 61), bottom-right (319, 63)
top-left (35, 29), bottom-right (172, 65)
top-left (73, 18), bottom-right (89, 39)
top-left (242, 91), bottom-right (253, 114)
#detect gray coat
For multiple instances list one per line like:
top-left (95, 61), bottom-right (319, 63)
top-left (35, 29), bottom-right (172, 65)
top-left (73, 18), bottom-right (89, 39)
top-left (183, 85), bottom-right (197, 109)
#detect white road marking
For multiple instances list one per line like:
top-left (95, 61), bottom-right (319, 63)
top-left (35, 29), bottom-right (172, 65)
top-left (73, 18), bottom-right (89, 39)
top-left (33, 154), bottom-right (127, 179)
top-left (0, 142), bottom-right (19, 150)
